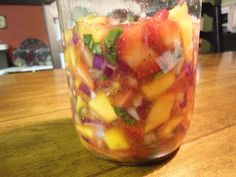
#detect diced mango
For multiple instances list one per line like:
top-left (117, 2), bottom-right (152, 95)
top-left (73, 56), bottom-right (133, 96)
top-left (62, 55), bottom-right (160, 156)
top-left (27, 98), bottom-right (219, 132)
top-left (179, 16), bottom-right (193, 61)
top-left (64, 46), bottom-right (71, 65)
top-left (75, 78), bottom-right (82, 88)
top-left (68, 45), bottom-right (95, 89)
top-left (76, 124), bottom-right (94, 139)
top-left (76, 96), bottom-right (85, 112)
top-left (141, 72), bottom-right (175, 101)
top-left (145, 94), bottom-right (175, 132)
top-left (104, 127), bottom-right (129, 150)
top-left (169, 2), bottom-right (188, 20)
top-left (157, 116), bottom-right (184, 138)
top-left (64, 29), bottom-right (73, 45)
top-left (76, 16), bottom-right (109, 43)
top-left (89, 92), bottom-right (118, 122)
top-left (77, 15), bottom-right (108, 25)
top-left (169, 2), bottom-right (193, 61)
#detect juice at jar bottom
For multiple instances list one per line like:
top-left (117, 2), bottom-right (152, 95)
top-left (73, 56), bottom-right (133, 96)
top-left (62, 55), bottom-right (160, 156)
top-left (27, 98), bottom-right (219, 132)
top-left (63, 2), bottom-right (199, 163)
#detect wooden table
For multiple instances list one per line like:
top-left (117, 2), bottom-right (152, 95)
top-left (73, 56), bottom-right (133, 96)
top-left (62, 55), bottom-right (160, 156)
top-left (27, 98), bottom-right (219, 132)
top-left (0, 52), bottom-right (236, 177)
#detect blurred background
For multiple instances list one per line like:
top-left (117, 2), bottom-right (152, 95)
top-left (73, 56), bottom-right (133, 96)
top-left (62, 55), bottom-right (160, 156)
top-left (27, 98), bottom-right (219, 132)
top-left (0, 0), bottom-right (236, 75)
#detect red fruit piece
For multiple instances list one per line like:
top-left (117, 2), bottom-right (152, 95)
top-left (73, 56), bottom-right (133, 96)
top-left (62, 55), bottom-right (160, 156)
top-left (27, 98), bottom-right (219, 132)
top-left (153, 9), bottom-right (169, 21)
top-left (145, 19), bottom-right (181, 54)
top-left (116, 23), bottom-right (160, 79)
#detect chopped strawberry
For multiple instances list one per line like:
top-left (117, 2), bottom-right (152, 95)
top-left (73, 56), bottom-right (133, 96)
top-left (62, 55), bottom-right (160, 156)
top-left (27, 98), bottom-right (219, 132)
top-left (116, 23), bottom-right (160, 78)
top-left (145, 19), bottom-right (181, 54)
top-left (153, 9), bottom-right (169, 21)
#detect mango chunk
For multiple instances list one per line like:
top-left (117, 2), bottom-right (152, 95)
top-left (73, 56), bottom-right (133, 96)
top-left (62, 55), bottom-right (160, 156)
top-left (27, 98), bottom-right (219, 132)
top-left (145, 94), bottom-right (175, 132)
top-left (64, 29), bottom-right (73, 45)
top-left (76, 16), bottom-right (109, 43)
top-left (169, 2), bottom-right (188, 20)
top-left (169, 2), bottom-right (193, 61)
top-left (76, 96), bottom-right (85, 112)
top-left (77, 15), bottom-right (108, 25)
top-left (89, 92), bottom-right (118, 122)
top-left (104, 127), bottom-right (129, 150)
top-left (76, 124), bottom-right (94, 139)
top-left (141, 72), bottom-right (175, 101)
top-left (157, 116), bottom-right (184, 138)
top-left (179, 16), bottom-right (193, 61)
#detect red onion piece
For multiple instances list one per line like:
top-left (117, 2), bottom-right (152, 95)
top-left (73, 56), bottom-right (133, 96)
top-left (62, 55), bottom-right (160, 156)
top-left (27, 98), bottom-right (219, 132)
top-left (179, 100), bottom-right (187, 108)
top-left (118, 60), bottom-right (131, 72)
top-left (184, 63), bottom-right (193, 76)
top-left (93, 55), bottom-right (105, 70)
top-left (136, 99), bottom-right (150, 120)
top-left (79, 82), bottom-right (91, 96)
top-left (72, 32), bottom-right (79, 45)
top-left (103, 66), bottom-right (114, 78)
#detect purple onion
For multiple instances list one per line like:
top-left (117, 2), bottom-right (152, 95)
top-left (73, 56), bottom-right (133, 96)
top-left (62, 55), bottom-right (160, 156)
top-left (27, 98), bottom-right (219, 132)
top-left (135, 99), bottom-right (150, 120)
top-left (118, 60), bottom-right (131, 72)
top-left (81, 117), bottom-right (102, 124)
top-left (72, 32), bottom-right (79, 45)
top-left (184, 63), bottom-right (193, 76)
top-left (79, 82), bottom-right (91, 96)
top-left (93, 55), bottom-right (105, 70)
top-left (179, 100), bottom-right (187, 108)
top-left (103, 66), bottom-right (114, 78)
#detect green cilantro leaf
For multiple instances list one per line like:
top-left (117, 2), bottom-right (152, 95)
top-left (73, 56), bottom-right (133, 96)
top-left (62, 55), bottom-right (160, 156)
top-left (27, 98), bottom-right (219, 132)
top-left (153, 71), bottom-right (164, 79)
top-left (92, 42), bottom-right (102, 55)
top-left (104, 48), bottom-right (117, 65)
top-left (100, 74), bottom-right (108, 81)
top-left (114, 107), bottom-right (136, 125)
top-left (105, 28), bottom-right (123, 48)
top-left (83, 34), bottom-right (93, 46)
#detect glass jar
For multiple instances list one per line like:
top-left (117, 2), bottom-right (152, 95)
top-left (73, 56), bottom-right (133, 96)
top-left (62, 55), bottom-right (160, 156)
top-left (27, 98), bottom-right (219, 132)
top-left (57, 0), bottom-right (201, 164)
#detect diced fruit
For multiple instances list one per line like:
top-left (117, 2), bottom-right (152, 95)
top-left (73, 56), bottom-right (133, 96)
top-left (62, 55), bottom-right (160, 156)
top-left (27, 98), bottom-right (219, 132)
top-left (153, 9), bottom-right (169, 21)
top-left (88, 92), bottom-right (118, 122)
top-left (168, 2), bottom-right (193, 61)
top-left (111, 89), bottom-right (136, 107)
top-left (116, 23), bottom-right (160, 78)
top-left (141, 72), bottom-right (175, 101)
top-left (76, 96), bottom-right (85, 112)
top-left (145, 93), bottom-right (174, 132)
top-left (145, 19), bottom-right (181, 54)
top-left (77, 15), bottom-right (108, 25)
top-left (76, 124), bottom-right (94, 139)
top-left (179, 16), bottom-right (193, 61)
top-left (104, 127), bottom-right (129, 150)
top-left (169, 2), bottom-right (188, 20)
top-left (157, 116), bottom-right (184, 138)
top-left (75, 78), bottom-right (82, 88)
top-left (64, 29), bottom-right (73, 45)
top-left (68, 45), bottom-right (95, 89)
top-left (111, 81), bottom-right (121, 91)
top-left (76, 16), bottom-right (109, 43)
top-left (64, 46), bottom-right (72, 68)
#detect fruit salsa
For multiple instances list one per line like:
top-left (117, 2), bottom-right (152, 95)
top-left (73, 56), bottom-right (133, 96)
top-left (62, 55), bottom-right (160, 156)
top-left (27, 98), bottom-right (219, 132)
top-left (63, 2), bottom-right (199, 163)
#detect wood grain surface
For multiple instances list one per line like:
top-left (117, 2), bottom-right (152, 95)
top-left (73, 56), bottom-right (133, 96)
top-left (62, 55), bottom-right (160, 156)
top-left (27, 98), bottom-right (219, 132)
top-left (0, 52), bottom-right (236, 177)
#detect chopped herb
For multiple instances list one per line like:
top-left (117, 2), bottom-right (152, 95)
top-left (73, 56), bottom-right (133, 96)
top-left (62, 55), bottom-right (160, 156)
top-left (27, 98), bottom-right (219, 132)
top-left (92, 42), bottom-right (102, 55)
top-left (83, 34), bottom-right (93, 46)
top-left (100, 74), bottom-right (108, 81)
top-left (104, 48), bottom-right (117, 65)
top-left (153, 71), bottom-right (164, 79)
top-left (84, 34), bottom-right (102, 55)
top-left (114, 107), bottom-right (136, 125)
top-left (105, 28), bottom-right (123, 48)
top-left (88, 40), bottom-right (94, 50)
